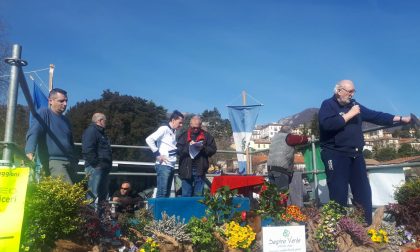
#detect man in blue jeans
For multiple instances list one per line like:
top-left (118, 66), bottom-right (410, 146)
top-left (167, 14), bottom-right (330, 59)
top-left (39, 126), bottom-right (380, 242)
top-left (146, 110), bottom-right (184, 198)
top-left (177, 115), bottom-right (217, 196)
top-left (82, 113), bottom-right (112, 212)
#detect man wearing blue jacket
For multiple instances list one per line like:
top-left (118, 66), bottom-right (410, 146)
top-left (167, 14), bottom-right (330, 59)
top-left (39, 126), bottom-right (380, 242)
top-left (25, 88), bottom-right (76, 183)
top-left (318, 80), bottom-right (411, 224)
top-left (82, 113), bottom-right (112, 209)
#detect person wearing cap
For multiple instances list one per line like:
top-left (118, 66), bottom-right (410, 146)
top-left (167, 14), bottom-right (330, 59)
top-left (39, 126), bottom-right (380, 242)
top-left (25, 88), bottom-right (76, 183)
top-left (318, 79), bottom-right (411, 225)
top-left (146, 110), bottom-right (184, 198)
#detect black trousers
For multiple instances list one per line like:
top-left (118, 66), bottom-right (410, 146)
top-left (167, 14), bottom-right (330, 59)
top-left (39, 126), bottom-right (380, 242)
top-left (321, 149), bottom-right (372, 225)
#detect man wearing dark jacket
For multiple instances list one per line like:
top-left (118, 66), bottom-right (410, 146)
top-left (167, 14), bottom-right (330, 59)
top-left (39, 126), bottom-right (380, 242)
top-left (82, 113), bottom-right (112, 208)
top-left (318, 80), bottom-right (411, 224)
top-left (177, 115), bottom-right (217, 196)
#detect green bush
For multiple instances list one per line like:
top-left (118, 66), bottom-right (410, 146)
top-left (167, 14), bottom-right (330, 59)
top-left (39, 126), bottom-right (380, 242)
top-left (186, 217), bottom-right (221, 252)
top-left (20, 177), bottom-right (90, 251)
top-left (394, 177), bottom-right (420, 205)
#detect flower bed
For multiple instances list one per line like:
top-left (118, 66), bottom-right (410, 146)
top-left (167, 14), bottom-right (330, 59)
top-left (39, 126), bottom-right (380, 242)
top-left (20, 179), bottom-right (420, 251)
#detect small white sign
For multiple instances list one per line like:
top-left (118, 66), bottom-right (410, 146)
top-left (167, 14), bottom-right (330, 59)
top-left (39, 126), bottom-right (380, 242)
top-left (262, 226), bottom-right (306, 252)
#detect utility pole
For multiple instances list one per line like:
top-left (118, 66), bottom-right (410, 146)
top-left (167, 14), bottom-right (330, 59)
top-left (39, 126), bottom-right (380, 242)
top-left (1, 44), bottom-right (27, 165)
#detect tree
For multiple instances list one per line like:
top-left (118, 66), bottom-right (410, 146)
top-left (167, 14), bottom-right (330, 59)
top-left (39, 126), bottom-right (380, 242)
top-left (398, 143), bottom-right (416, 158)
top-left (374, 147), bottom-right (398, 161)
top-left (309, 112), bottom-right (320, 138)
top-left (66, 90), bottom-right (167, 160)
top-left (363, 149), bottom-right (373, 159)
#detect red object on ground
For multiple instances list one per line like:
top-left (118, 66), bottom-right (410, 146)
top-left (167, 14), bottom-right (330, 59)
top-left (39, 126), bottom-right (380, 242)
top-left (210, 175), bottom-right (265, 195)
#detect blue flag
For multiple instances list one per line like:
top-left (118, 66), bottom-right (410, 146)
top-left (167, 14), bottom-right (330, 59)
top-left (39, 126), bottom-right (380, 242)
top-left (29, 81), bottom-right (48, 125)
top-left (30, 81), bottom-right (48, 181)
top-left (227, 105), bottom-right (262, 174)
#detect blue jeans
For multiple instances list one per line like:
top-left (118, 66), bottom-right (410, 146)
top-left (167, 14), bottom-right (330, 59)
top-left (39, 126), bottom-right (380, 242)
top-left (181, 166), bottom-right (205, 197)
top-left (155, 164), bottom-right (174, 198)
top-left (85, 166), bottom-right (110, 204)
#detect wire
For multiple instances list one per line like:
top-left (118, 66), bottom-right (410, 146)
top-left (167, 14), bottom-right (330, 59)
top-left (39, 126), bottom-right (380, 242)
top-left (0, 67), bottom-right (50, 78)
top-left (226, 92), bottom-right (264, 106)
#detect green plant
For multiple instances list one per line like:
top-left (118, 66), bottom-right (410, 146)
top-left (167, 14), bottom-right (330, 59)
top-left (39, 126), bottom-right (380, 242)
top-left (186, 217), bottom-right (221, 252)
top-left (20, 177), bottom-right (90, 251)
top-left (120, 208), bottom-right (154, 241)
top-left (387, 178), bottom-right (420, 237)
top-left (199, 186), bottom-right (238, 224)
top-left (315, 201), bottom-right (346, 251)
top-left (394, 178), bottom-right (420, 206)
top-left (256, 182), bottom-right (288, 221)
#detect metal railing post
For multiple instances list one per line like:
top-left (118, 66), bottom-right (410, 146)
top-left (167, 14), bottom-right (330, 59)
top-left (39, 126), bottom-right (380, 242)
top-left (1, 44), bottom-right (27, 166)
top-left (311, 135), bottom-right (319, 206)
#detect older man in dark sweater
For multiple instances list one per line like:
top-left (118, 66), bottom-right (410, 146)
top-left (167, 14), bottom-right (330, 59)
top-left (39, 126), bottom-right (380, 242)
top-left (25, 88), bottom-right (76, 183)
top-left (318, 80), bottom-right (411, 224)
top-left (82, 113), bottom-right (112, 208)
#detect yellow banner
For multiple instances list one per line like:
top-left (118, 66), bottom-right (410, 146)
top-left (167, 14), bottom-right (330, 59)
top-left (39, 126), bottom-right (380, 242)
top-left (0, 167), bottom-right (30, 252)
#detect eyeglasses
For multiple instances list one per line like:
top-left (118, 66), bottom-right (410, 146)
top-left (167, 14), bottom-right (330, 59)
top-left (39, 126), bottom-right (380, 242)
top-left (340, 88), bottom-right (356, 94)
top-left (121, 187), bottom-right (130, 190)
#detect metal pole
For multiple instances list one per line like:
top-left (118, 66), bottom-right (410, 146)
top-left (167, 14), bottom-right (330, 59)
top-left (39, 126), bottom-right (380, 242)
top-left (311, 135), bottom-right (319, 206)
top-left (1, 45), bottom-right (25, 165)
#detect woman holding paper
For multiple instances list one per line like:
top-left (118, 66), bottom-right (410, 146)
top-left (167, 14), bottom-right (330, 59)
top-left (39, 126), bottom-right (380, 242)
top-left (177, 115), bottom-right (217, 196)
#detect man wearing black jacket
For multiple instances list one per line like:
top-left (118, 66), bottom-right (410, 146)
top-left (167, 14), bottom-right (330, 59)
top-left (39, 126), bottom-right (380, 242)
top-left (82, 113), bottom-right (112, 209)
top-left (177, 115), bottom-right (217, 196)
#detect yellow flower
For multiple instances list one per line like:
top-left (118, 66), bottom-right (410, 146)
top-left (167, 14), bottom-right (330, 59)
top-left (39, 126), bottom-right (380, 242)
top-left (139, 249), bottom-right (145, 252)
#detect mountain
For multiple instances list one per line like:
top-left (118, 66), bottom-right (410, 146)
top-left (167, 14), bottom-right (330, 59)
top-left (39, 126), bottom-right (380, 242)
top-left (277, 108), bottom-right (319, 128)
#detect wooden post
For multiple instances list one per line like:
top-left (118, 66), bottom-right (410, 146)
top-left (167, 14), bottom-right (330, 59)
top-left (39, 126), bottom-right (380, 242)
top-left (242, 90), bottom-right (251, 174)
top-left (48, 64), bottom-right (55, 91)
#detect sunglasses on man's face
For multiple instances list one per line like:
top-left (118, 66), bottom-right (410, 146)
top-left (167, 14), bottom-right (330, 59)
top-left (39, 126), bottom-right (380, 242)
top-left (121, 187), bottom-right (130, 190)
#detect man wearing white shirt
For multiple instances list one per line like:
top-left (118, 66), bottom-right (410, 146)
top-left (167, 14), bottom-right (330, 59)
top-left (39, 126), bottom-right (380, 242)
top-left (146, 110), bottom-right (184, 198)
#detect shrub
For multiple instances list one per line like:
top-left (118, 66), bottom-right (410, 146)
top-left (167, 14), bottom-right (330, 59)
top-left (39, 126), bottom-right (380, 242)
top-left (386, 178), bottom-right (420, 237)
top-left (186, 217), bottom-right (221, 252)
top-left (199, 186), bottom-right (238, 225)
top-left (20, 177), bottom-right (90, 251)
top-left (394, 178), bottom-right (420, 206)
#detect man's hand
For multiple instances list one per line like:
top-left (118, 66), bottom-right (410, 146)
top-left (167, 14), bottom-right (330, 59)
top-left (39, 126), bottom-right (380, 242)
top-left (157, 155), bottom-right (168, 163)
top-left (393, 115), bottom-right (411, 124)
top-left (342, 105), bottom-right (360, 122)
top-left (26, 153), bottom-right (34, 161)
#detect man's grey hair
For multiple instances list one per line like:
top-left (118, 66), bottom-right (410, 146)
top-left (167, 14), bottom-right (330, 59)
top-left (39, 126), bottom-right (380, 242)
top-left (334, 80), bottom-right (353, 94)
top-left (189, 115), bottom-right (202, 125)
top-left (334, 84), bottom-right (341, 94)
top-left (92, 113), bottom-right (106, 123)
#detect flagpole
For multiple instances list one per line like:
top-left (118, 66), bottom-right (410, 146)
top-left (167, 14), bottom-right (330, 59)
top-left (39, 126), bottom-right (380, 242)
top-left (48, 64), bottom-right (55, 91)
top-left (242, 90), bottom-right (251, 174)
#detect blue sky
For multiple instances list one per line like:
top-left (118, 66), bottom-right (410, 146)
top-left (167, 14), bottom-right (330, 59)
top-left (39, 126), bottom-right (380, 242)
top-left (1, 0), bottom-right (419, 124)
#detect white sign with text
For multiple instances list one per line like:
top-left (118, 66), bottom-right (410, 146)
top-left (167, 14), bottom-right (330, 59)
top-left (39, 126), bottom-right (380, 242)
top-left (262, 226), bottom-right (306, 252)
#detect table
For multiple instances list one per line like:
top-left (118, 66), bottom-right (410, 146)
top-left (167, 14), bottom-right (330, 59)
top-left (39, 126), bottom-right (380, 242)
top-left (147, 197), bottom-right (250, 222)
top-left (210, 175), bottom-right (265, 195)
